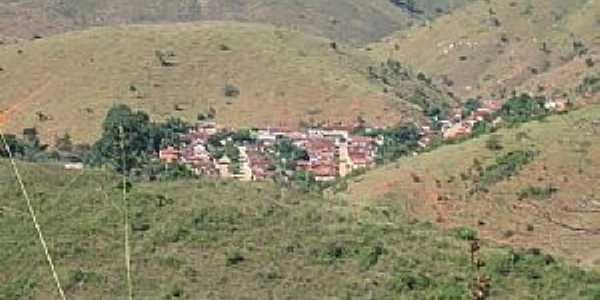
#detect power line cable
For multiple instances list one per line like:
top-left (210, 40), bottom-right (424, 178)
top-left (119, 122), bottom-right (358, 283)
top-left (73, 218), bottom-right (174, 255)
top-left (0, 130), bottom-right (67, 300)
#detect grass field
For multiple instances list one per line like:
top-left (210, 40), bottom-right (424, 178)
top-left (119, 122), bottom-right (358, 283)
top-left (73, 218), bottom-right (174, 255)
top-left (0, 0), bottom-right (474, 45)
top-left (345, 103), bottom-right (600, 268)
top-left (368, 0), bottom-right (600, 100)
top-left (1, 159), bottom-right (600, 299)
top-left (0, 22), bottom-right (448, 143)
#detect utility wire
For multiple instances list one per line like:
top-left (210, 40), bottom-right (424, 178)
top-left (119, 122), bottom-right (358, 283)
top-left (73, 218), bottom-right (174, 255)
top-left (0, 130), bottom-right (67, 300)
top-left (119, 125), bottom-right (134, 300)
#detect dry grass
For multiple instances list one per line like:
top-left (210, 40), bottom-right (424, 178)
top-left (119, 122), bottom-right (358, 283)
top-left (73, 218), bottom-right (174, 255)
top-left (0, 22), bottom-right (429, 143)
top-left (368, 0), bottom-right (600, 99)
top-left (345, 104), bottom-right (600, 268)
top-left (0, 0), bottom-right (473, 45)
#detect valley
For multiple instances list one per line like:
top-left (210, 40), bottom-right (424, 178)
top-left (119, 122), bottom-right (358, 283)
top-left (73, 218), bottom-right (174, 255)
top-left (1, 0), bottom-right (600, 299)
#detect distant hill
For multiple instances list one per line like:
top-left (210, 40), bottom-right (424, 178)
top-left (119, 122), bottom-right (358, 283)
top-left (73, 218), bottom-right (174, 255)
top-left (0, 22), bottom-right (454, 142)
top-left (369, 0), bottom-right (600, 99)
top-left (0, 0), bottom-right (474, 45)
top-left (345, 105), bottom-right (600, 267)
top-left (2, 159), bottom-right (599, 299)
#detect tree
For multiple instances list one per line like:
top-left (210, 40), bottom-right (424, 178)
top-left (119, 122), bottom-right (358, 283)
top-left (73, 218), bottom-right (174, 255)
top-left (274, 138), bottom-right (308, 171)
top-left (0, 134), bottom-right (25, 157)
top-left (92, 104), bottom-right (153, 173)
top-left (499, 94), bottom-right (548, 124)
top-left (55, 133), bottom-right (73, 152)
top-left (153, 117), bottom-right (190, 150)
top-left (223, 141), bottom-right (240, 161)
top-left (21, 128), bottom-right (46, 161)
top-left (374, 125), bottom-right (420, 162)
top-left (231, 129), bottom-right (255, 143)
top-left (463, 98), bottom-right (481, 117)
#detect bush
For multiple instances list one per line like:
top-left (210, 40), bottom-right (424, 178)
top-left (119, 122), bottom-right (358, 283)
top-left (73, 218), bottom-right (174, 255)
top-left (389, 271), bottom-right (431, 292)
top-left (577, 74), bottom-right (600, 95)
top-left (450, 226), bottom-right (478, 241)
top-left (0, 134), bottom-right (26, 157)
top-left (316, 241), bottom-right (352, 264)
top-left (155, 50), bottom-right (177, 67)
top-left (479, 150), bottom-right (537, 187)
top-left (225, 250), bottom-right (245, 266)
top-left (485, 135), bottom-right (504, 151)
top-left (517, 184), bottom-right (558, 200)
top-left (585, 58), bottom-right (595, 68)
top-left (358, 243), bottom-right (385, 270)
top-left (224, 84), bottom-right (240, 97)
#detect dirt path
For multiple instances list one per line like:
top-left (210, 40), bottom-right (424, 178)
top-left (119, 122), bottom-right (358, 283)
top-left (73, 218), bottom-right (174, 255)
top-left (0, 79), bottom-right (51, 126)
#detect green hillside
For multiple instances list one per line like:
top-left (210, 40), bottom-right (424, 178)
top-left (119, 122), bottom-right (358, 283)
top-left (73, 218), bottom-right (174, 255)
top-left (0, 22), bottom-right (454, 143)
top-left (1, 160), bottom-right (600, 299)
top-left (346, 105), bottom-right (600, 267)
top-left (369, 0), bottom-right (600, 99)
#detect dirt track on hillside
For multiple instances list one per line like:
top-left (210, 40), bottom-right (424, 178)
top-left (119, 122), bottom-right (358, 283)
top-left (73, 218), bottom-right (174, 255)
top-left (0, 79), bottom-right (51, 126)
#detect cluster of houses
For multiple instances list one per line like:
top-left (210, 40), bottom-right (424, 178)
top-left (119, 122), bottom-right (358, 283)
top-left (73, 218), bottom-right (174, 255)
top-left (158, 95), bottom-right (570, 181)
top-left (159, 122), bottom-right (380, 182)
top-left (423, 96), bottom-right (569, 143)
top-left (439, 100), bottom-right (504, 141)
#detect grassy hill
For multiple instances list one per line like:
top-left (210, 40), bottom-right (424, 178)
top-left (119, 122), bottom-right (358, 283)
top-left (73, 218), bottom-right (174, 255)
top-left (345, 105), bottom-right (600, 267)
top-left (0, 0), bottom-right (474, 45)
top-left (369, 0), bottom-right (600, 99)
top-left (2, 160), bottom-right (600, 299)
top-left (0, 22), bottom-right (456, 143)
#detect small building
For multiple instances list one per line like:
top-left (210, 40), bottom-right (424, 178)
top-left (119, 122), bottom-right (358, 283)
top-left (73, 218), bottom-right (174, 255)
top-left (473, 108), bottom-right (494, 121)
top-left (443, 122), bottom-right (472, 140)
top-left (310, 163), bottom-right (338, 182)
top-left (482, 99), bottom-right (503, 111)
top-left (159, 146), bottom-right (181, 164)
top-left (64, 163), bottom-right (84, 170)
top-left (216, 155), bottom-right (233, 179)
top-left (196, 121), bottom-right (219, 135)
top-left (544, 97), bottom-right (569, 112)
top-left (307, 128), bottom-right (349, 145)
top-left (418, 136), bottom-right (432, 148)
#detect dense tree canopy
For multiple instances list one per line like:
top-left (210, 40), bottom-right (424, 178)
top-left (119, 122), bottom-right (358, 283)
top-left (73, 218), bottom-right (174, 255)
top-left (92, 105), bottom-right (154, 172)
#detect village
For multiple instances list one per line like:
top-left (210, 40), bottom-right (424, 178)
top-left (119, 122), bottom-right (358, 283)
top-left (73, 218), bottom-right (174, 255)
top-left (430, 95), bottom-right (568, 141)
top-left (159, 121), bottom-right (383, 182)
top-left (158, 95), bottom-right (570, 182)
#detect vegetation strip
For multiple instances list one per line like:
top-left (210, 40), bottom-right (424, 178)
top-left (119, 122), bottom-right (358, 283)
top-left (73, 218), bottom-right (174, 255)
top-left (0, 130), bottom-right (67, 300)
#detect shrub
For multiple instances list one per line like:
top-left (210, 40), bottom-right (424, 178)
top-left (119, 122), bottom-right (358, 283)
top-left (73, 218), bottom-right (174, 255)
top-left (225, 250), bottom-right (245, 266)
top-left (485, 135), bottom-right (504, 151)
top-left (223, 84), bottom-right (240, 97)
top-left (218, 44), bottom-right (231, 51)
top-left (319, 241), bottom-right (351, 264)
top-left (585, 58), bottom-right (595, 68)
top-left (55, 133), bottom-right (73, 152)
top-left (358, 243), bottom-right (385, 270)
top-left (450, 226), bottom-right (478, 241)
top-left (155, 50), bottom-right (177, 67)
top-left (0, 134), bottom-right (26, 157)
top-left (517, 184), bottom-right (558, 200)
top-left (0, 278), bottom-right (35, 299)
top-left (389, 271), bottom-right (431, 292)
top-left (479, 150), bottom-right (537, 186)
top-left (577, 74), bottom-right (600, 95)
